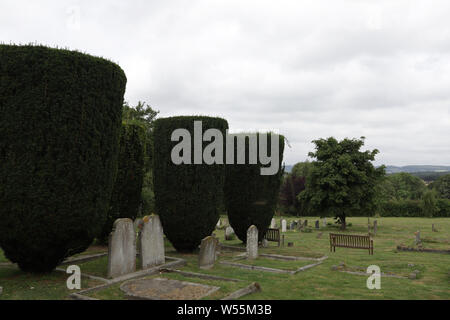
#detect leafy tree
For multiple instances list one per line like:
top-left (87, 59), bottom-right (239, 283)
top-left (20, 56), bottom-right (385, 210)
top-left (422, 190), bottom-right (438, 217)
top-left (432, 174), bottom-right (450, 199)
top-left (290, 161), bottom-right (314, 179)
top-left (122, 101), bottom-right (159, 214)
top-left (279, 175), bottom-right (306, 215)
top-left (384, 173), bottom-right (426, 200)
top-left (299, 137), bottom-right (385, 229)
top-left (98, 123), bottom-right (145, 243)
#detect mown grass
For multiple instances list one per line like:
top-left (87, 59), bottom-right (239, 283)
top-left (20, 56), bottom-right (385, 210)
top-left (0, 216), bottom-right (449, 300)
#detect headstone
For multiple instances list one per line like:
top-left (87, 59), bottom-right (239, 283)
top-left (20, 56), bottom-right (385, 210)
top-left (373, 220), bottom-right (378, 235)
top-left (290, 221), bottom-right (296, 230)
top-left (225, 226), bottom-right (235, 240)
top-left (317, 232), bottom-right (323, 239)
top-left (315, 220), bottom-right (320, 229)
top-left (281, 219), bottom-right (287, 232)
top-left (432, 224), bottom-right (438, 232)
top-left (134, 218), bottom-right (144, 255)
top-left (262, 238), bottom-right (269, 248)
top-left (281, 234), bottom-right (285, 247)
top-left (270, 218), bottom-right (276, 228)
top-left (415, 231), bottom-right (421, 245)
top-left (134, 218), bottom-right (143, 231)
top-left (304, 219), bottom-right (308, 227)
top-left (246, 225), bottom-right (258, 259)
top-left (140, 214), bottom-right (165, 269)
top-left (322, 217), bottom-right (327, 227)
top-left (107, 218), bottom-right (136, 278)
top-left (297, 220), bottom-right (303, 231)
top-left (216, 218), bottom-right (221, 228)
top-left (198, 236), bottom-right (217, 269)
top-left (288, 242), bottom-right (294, 247)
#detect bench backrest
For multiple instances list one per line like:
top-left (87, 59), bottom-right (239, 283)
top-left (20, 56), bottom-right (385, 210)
top-left (330, 233), bottom-right (371, 249)
top-left (264, 228), bottom-right (280, 241)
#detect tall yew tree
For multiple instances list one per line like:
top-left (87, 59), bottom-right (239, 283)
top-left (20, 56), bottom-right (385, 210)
top-left (300, 137), bottom-right (385, 229)
top-left (0, 45), bottom-right (126, 272)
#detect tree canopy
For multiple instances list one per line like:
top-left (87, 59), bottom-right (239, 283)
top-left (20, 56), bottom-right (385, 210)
top-left (299, 137), bottom-right (385, 228)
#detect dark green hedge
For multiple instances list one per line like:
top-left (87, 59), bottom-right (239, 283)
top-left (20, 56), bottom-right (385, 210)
top-left (379, 199), bottom-right (450, 217)
top-left (98, 123), bottom-right (145, 242)
top-left (0, 45), bottom-right (126, 272)
top-left (153, 116), bottom-right (228, 252)
top-left (224, 133), bottom-right (285, 242)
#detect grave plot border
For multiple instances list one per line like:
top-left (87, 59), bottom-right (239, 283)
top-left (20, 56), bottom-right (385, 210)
top-left (120, 277), bottom-right (221, 300)
top-left (396, 245), bottom-right (450, 254)
top-left (158, 268), bottom-right (261, 300)
top-left (219, 254), bottom-right (325, 275)
top-left (66, 256), bottom-right (186, 300)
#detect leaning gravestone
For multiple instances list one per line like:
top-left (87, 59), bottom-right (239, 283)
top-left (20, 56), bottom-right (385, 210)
top-left (140, 214), bottom-right (165, 269)
top-left (270, 218), bottom-right (276, 228)
top-left (290, 221), bottom-right (296, 230)
top-left (246, 225), bottom-right (258, 259)
top-left (281, 219), bottom-right (287, 232)
top-left (225, 226), bottom-right (235, 240)
top-left (134, 218), bottom-right (144, 255)
top-left (415, 231), bottom-right (421, 245)
top-left (199, 236), bottom-right (217, 269)
top-left (315, 220), bottom-right (320, 229)
top-left (107, 218), bottom-right (136, 278)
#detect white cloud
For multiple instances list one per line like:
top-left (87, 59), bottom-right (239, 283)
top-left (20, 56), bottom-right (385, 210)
top-left (1, 0), bottom-right (449, 165)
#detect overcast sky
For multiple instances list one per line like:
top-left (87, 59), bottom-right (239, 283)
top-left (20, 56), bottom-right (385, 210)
top-left (2, 0), bottom-right (449, 165)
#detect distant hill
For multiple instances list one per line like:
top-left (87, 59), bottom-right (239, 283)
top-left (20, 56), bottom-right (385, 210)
top-left (283, 164), bottom-right (450, 176)
top-left (384, 165), bottom-right (450, 174)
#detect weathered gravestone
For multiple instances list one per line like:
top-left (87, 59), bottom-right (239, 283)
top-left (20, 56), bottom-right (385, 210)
top-left (199, 236), bottom-right (217, 269)
top-left (140, 214), bottom-right (165, 269)
top-left (373, 220), bottom-right (378, 235)
top-left (281, 219), bottom-right (287, 232)
top-left (225, 226), bottom-right (235, 240)
top-left (290, 221), bottom-right (297, 230)
top-left (323, 217), bottom-right (327, 227)
top-left (246, 225), bottom-right (258, 259)
top-left (270, 218), bottom-right (276, 228)
top-left (107, 218), bottom-right (136, 278)
top-left (315, 220), bottom-right (320, 229)
top-left (432, 224), bottom-right (438, 232)
top-left (304, 219), bottom-right (308, 227)
top-left (415, 231), bottom-right (421, 245)
top-left (262, 238), bottom-right (269, 248)
top-left (134, 218), bottom-right (144, 255)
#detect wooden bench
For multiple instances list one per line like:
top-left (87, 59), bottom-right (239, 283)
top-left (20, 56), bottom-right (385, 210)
top-left (329, 233), bottom-right (373, 255)
top-left (264, 228), bottom-right (281, 247)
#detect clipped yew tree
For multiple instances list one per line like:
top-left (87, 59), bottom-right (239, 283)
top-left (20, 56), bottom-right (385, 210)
top-left (0, 45), bottom-right (126, 272)
top-left (98, 123), bottom-right (145, 242)
top-left (224, 133), bottom-right (285, 242)
top-left (153, 116), bottom-right (228, 252)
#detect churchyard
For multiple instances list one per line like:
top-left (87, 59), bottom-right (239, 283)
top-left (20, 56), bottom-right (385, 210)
top-left (1, 215), bottom-right (449, 300)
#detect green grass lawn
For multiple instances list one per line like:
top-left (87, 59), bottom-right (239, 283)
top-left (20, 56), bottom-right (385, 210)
top-left (1, 216), bottom-right (449, 299)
